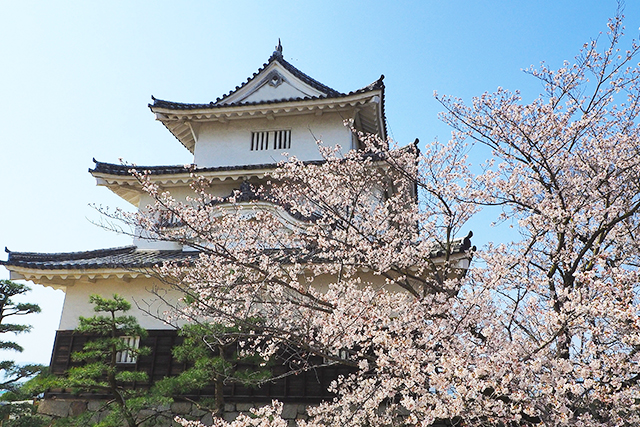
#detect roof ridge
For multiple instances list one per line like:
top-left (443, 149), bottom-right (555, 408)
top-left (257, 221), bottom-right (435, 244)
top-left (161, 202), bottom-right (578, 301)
top-left (149, 68), bottom-right (384, 114)
top-left (271, 55), bottom-right (343, 99)
top-left (150, 47), bottom-right (355, 111)
top-left (4, 246), bottom-right (137, 262)
top-left (213, 46), bottom-right (343, 105)
top-left (90, 159), bottom-right (329, 177)
top-left (356, 74), bottom-right (385, 93)
top-left (90, 160), bottom-right (197, 175)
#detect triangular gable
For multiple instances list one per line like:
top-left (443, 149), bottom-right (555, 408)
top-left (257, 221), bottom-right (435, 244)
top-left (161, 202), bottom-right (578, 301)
top-left (214, 42), bottom-right (343, 106)
top-left (149, 43), bottom-right (387, 153)
top-left (217, 61), bottom-right (325, 105)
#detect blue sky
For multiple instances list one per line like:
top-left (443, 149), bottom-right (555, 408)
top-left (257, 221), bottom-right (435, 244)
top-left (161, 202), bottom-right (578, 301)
top-left (1, 1), bottom-right (638, 365)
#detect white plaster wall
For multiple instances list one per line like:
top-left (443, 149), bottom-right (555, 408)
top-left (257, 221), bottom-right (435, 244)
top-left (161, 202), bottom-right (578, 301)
top-left (58, 277), bottom-right (186, 330)
top-left (58, 272), bottom-right (391, 331)
top-left (242, 81), bottom-right (309, 104)
top-left (136, 181), bottom-right (261, 208)
top-left (218, 62), bottom-right (324, 105)
top-left (132, 180), bottom-right (268, 249)
top-left (301, 271), bottom-right (389, 292)
top-left (193, 112), bottom-right (354, 168)
top-left (133, 232), bottom-right (184, 250)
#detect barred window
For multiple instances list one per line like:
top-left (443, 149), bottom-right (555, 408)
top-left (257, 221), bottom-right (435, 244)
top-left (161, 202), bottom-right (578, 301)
top-left (116, 336), bottom-right (140, 364)
top-left (155, 210), bottom-right (182, 228)
top-left (323, 348), bottom-right (352, 364)
top-left (251, 130), bottom-right (291, 151)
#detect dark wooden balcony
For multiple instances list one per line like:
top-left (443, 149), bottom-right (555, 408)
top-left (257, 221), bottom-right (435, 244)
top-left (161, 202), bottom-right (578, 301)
top-left (47, 329), bottom-right (349, 403)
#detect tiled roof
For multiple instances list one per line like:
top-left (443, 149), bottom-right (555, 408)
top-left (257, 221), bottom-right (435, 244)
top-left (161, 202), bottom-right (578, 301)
top-left (429, 231), bottom-right (474, 258)
top-left (90, 159), bottom-right (321, 177)
top-left (89, 148), bottom-right (416, 184)
top-left (2, 232), bottom-right (473, 272)
top-left (149, 50), bottom-right (385, 112)
top-left (1, 246), bottom-right (197, 270)
top-left (150, 77), bottom-right (384, 111)
top-left (216, 48), bottom-right (344, 103)
top-left (90, 150), bottom-right (406, 180)
top-left (147, 46), bottom-right (388, 153)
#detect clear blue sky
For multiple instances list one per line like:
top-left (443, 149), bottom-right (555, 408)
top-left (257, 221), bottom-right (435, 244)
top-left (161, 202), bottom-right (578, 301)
top-left (1, 0), bottom-right (638, 366)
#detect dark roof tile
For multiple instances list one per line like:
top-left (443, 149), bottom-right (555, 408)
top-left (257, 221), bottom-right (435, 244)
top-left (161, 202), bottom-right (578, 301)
top-left (1, 246), bottom-right (197, 270)
top-left (89, 159), bottom-right (325, 176)
top-left (148, 53), bottom-right (384, 112)
top-left (2, 232), bottom-right (473, 272)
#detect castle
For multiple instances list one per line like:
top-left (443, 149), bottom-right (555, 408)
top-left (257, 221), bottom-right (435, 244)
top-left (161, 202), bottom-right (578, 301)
top-left (2, 43), bottom-right (399, 422)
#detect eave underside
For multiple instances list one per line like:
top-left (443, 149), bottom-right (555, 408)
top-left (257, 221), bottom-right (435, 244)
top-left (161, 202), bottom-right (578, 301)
top-left (3, 233), bottom-right (473, 288)
top-left (152, 90), bottom-right (385, 153)
top-left (90, 161), bottom-right (297, 206)
top-left (2, 246), bottom-right (195, 288)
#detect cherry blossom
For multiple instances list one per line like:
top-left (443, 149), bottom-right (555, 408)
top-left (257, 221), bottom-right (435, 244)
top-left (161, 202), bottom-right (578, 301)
top-left (105, 11), bottom-right (640, 427)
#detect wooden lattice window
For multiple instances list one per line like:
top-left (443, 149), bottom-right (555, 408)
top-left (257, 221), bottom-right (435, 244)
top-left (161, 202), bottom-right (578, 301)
top-left (251, 130), bottom-right (291, 151)
top-left (116, 336), bottom-right (140, 364)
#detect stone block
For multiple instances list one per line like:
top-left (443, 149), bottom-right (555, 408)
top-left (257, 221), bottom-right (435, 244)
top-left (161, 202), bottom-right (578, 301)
top-left (280, 403), bottom-right (298, 419)
top-left (137, 408), bottom-right (156, 420)
top-left (191, 408), bottom-right (208, 417)
top-left (151, 416), bottom-right (173, 427)
top-left (69, 400), bottom-right (87, 416)
top-left (38, 399), bottom-right (70, 417)
top-left (200, 412), bottom-right (214, 426)
top-left (87, 400), bottom-right (106, 411)
top-left (171, 401), bottom-right (193, 414)
top-left (236, 403), bottom-right (254, 412)
top-left (224, 403), bottom-right (236, 412)
top-left (90, 412), bottom-right (102, 424)
top-left (223, 411), bottom-right (239, 422)
top-left (156, 403), bottom-right (171, 412)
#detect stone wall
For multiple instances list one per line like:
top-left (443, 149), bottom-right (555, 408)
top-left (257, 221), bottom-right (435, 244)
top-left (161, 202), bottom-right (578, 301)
top-left (37, 398), bottom-right (310, 427)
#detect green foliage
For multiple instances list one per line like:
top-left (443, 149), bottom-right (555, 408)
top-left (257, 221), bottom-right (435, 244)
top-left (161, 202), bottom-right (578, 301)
top-left (0, 401), bottom-right (49, 427)
top-left (0, 280), bottom-right (40, 350)
top-left (154, 323), bottom-right (272, 415)
top-left (76, 294), bottom-right (144, 337)
top-left (48, 394), bottom-right (174, 427)
top-left (0, 370), bottom-right (51, 427)
top-left (48, 294), bottom-right (169, 427)
top-left (0, 280), bottom-right (45, 391)
top-left (5, 368), bottom-right (51, 399)
top-left (0, 361), bottom-right (43, 391)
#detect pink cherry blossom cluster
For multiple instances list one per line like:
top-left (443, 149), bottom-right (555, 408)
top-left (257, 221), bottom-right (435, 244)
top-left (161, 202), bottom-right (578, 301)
top-left (98, 11), bottom-right (640, 427)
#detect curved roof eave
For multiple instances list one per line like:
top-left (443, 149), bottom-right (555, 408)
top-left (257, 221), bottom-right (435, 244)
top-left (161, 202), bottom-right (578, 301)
top-left (89, 158), bottom-right (326, 206)
top-left (149, 76), bottom-right (383, 113)
top-left (151, 83), bottom-right (386, 154)
top-left (1, 231), bottom-right (474, 288)
top-left (150, 48), bottom-right (344, 113)
top-left (0, 246), bottom-right (191, 287)
top-left (147, 46), bottom-right (387, 153)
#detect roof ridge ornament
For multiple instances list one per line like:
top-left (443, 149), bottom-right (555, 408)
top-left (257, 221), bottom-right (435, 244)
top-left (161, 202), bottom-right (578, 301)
top-left (273, 38), bottom-right (283, 59)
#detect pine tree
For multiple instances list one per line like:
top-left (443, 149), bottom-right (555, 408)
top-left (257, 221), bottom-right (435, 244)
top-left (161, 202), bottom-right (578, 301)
top-left (51, 294), bottom-right (171, 427)
top-left (0, 279), bottom-right (43, 390)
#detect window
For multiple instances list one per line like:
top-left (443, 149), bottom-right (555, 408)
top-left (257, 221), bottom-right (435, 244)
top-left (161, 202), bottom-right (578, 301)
top-left (155, 210), bottom-right (183, 228)
top-left (272, 129), bottom-right (291, 150)
top-left (116, 336), bottom-right (140, 364)
top-left (323, 348), bottom-right (352, 364)
top-left (251, 130), bottom-right (291, 151)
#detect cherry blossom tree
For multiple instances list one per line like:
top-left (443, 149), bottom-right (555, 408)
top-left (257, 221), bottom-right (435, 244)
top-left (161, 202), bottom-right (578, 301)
top-left (126, 134), bottom-right (477, 427)
top-left (109, 11), bottom-right (640, 427)
top-left (431, 11), bottom-right (640, 426)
